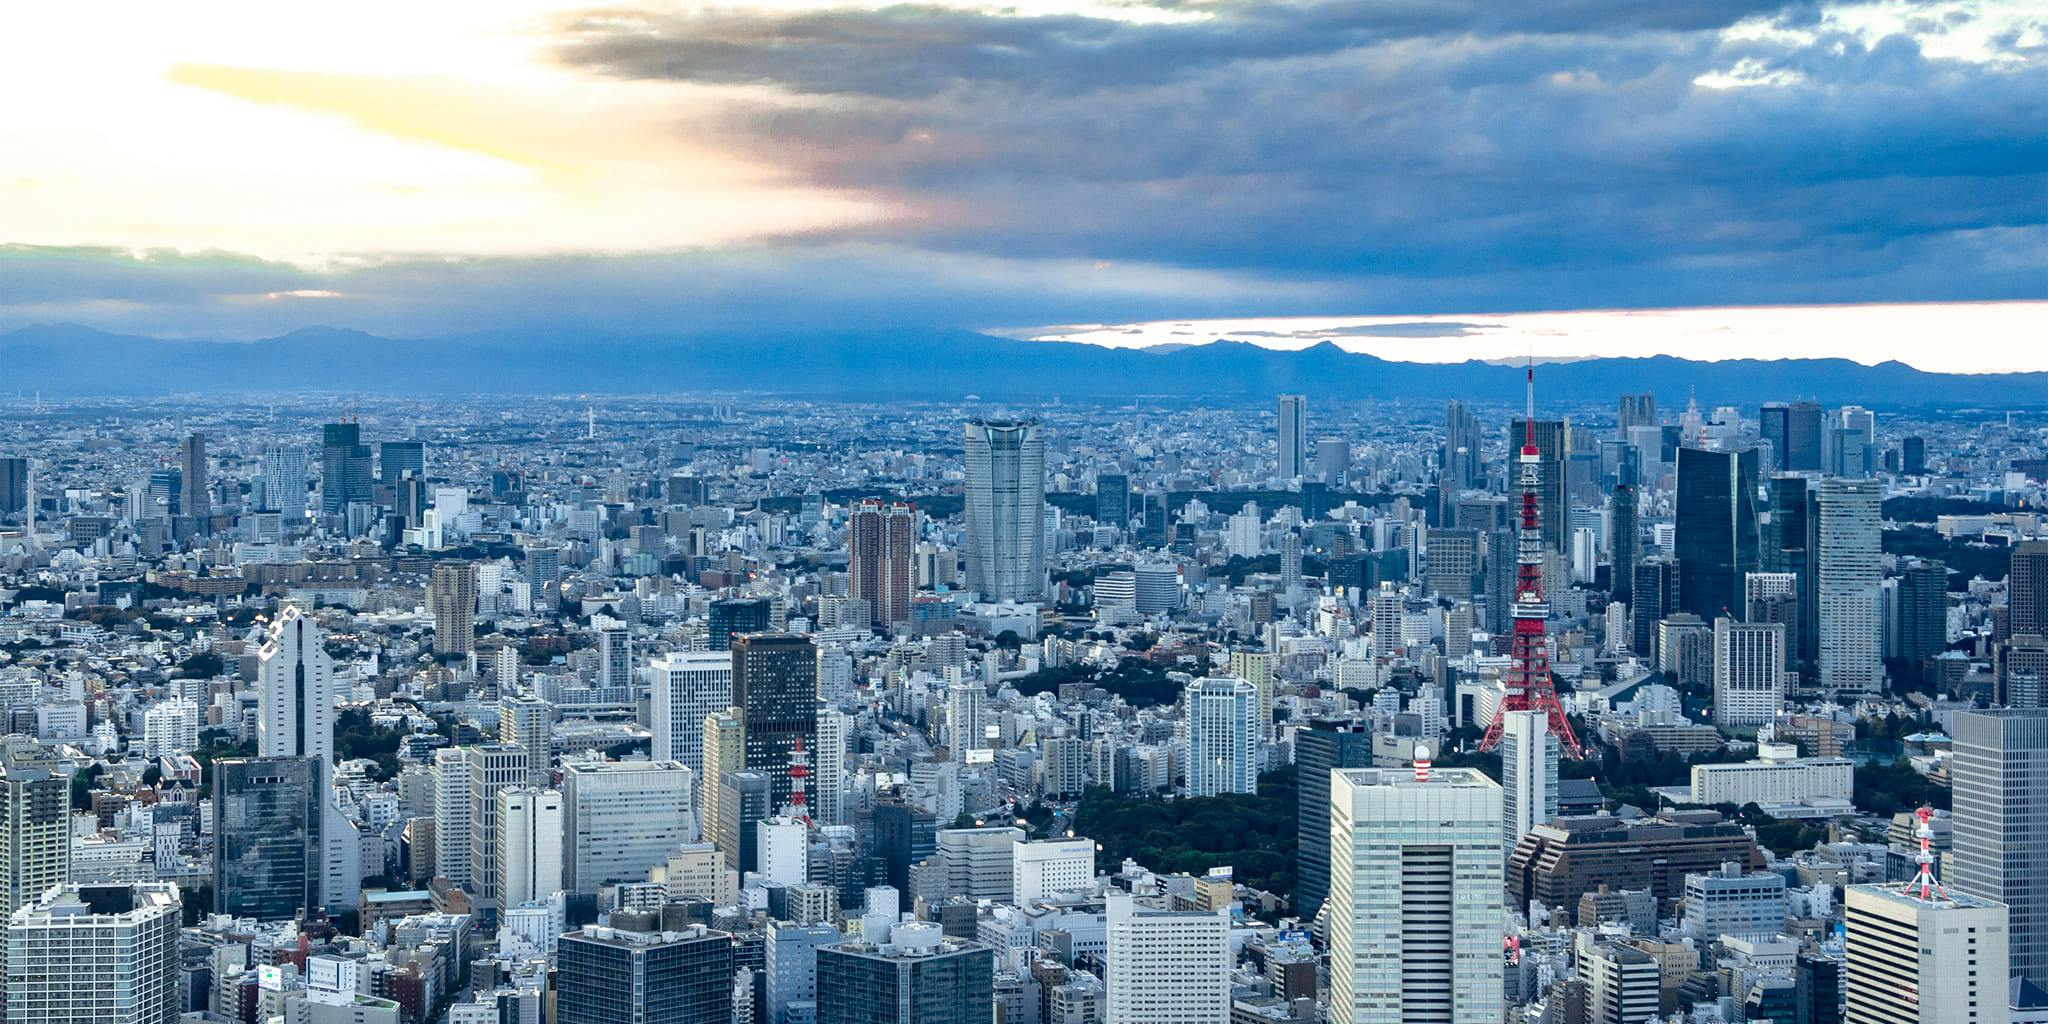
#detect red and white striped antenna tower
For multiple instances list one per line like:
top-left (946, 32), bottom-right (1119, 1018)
top-left (786, 738), bottom-right (812, 829)
top-left (1909, 806), bottom-right (1948, 901)
top-left (1479, 359), bottom-right (1585, 759)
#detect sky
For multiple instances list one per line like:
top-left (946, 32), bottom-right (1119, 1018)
top-left (2, 0), bottom-right (2044, 367)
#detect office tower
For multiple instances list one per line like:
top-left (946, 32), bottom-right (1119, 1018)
top-left (1578, 941), bottom-right (1661, 1024)
top-left (256, 605), bottom-right (335, 762)
top-left (1795, 951), bottom-right (1844, 1024)
top-left (1508, 417), bottom-right (1567, 554)
top-left (378, 439), bottom-right (424, 486)
top-left (934, 826), bottom-right (1022, 902)
top-left (963, 418), bottom-right (1047, 602)
top-left (848, 499), bottom-right (917, 629)
top-left (1610, 484), bottom-right (1639, 603)
top-left (733, 633), bottom-right (819, 809)
top-left (1105, 892), bottom-right (1231, 1024)
top-left (495, 788), bottom-right (564, 908)
top-left (1760, 402), bottom-right (1791, 468)
top-left (466, 744), bottom-right (531, 906)
top-left (708, 598), bottom-right (771, 651)
top-left (1617, 392), bottom-right (1657, 434)
top-left (433, 747), bottom-right (474, 886)
top-left (1276, 394), bottom-right (1308, 480)
top-left (700, 710), bottom-right (743, 854)
top-left (1775, 401), bottom-right (1824, 471)
top-left (1316, 437), bottom-right (1351, 483)
top-left (562, 760), bottom-right (694, 894)
top-left (498, 693), bottom-right (552, 786)
top-left (1895, 559), bottom-right (1949, 671)
top-left (557, 923), bottom-right (734, 1024)
top-left (813, 708), bottom-right (848, 827)
top-left (873, 802), bottom-right (937, 895)
top-left (766, 919), bottom-right (841, 1024)
top-left (817, 923), bottom-right (994, 1024)
top-left (1443, 400), bottom-right (1484, 492)
top-left (715, 772), bottom-right (773, 876)
top-left (213, 756), bottom-right (322, 920)
top-left (1426, 528), bottom-right (1478, 599)
top-left (1501, 710), bottom-right (1558, 849)
top-left (1683, 864), bottom-right (1789, 943)
top-left (650, 652), bottom-right (732, 779)
top-left (5, 883), bottom-right (179, 1024)
top-left (1844, 883), bottom-right (2009, 1024)
top-left (1901, 435), bottom-right (1926, 475)
top-left (1182, 676), bottom-right (1258, 796)
top-left (1815, 479), bottom-right (1883, 694)
top-left (319, 421), bottom-right (372, 514)
top-left (258, 443), bottom-right (310, 521)
top-left (945, 680), bottom-right (987, 762)
top-left (524, 543), bottom-right (563, 596)
top-left (0, 456), bottom-right (25, 516)
top-left (179, 431), bottom-right (209, 521)
top-left (1715, 618), bottom-right (1787, 729)
top-left (1296, 719), bottom-right (1374, 920)
top-left (594, 617), bottom-right (633, 697)
top-left (1675, 446), bottom-right (1760, 620)
top-left (0, 747), bottom-right (70, 915)
top-left (1012, 838), bottom-right (1094, 904)
top-left (1950, 710), bottom-right (2046, 987)
top-left (1228, 649), bottom-right (1274, 738)
top-left (1329, 765), bottom-right (1505, 1024)
top-left (1095, 472), bottom-right (1131, 527)
top-left (2012, 541), bottom-right (2048, 638)
top-left (431, 561), bottom-right (478, 656)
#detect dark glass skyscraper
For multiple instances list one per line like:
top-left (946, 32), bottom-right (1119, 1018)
top-left (1294, 718), bottom-right (1373, 919)
top-left (708, 598), bottom-right (771, 651)
top-left (1894, 559), bottom-right (1948, 674)
top-left (816, 932), bottom-right (994, 1024)
top-left (320, 422), bottom-right (373, 514)
top-left (1632, 558), bottom-right (1680, 657)
top-left (732, 633), bottom-right (818, 809)
top-left (213, 757), bottom-right (322, 921)
top-left (1674, 447), bottom-right (1759, 621)
top-left (557, 924), bottom-right (734, 1024)
top-left (379, 440), bottom-right (424, 486)
top-left (1095, 473), bottom-right (1130, 527)
top-left (0, 456), bottom-right (26, 516)
top-left (1509, 418), bottom-right (1568, 554)
top-left (1610, 484), bottom-right (1639, 604)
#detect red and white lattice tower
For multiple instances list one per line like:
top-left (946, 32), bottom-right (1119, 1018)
top-left (1909, 806), bottom-right (1948, 901)
top-left (786, 739), bottom-right (812, 829)
top-left (1479, 362), bottom-right (1585, 759)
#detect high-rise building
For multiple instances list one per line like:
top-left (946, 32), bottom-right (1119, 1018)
top-left (213, 756), bottom-right (322, 920)
top-left (1501, 711), bottom-right (1558, 849)
top-left (1508, 417), bottom-right (1568, 554)
top-left (814, 708), bottom-right (848, 827)
top-left (714, 771), bottom-right (773, 876)
top-left (1426, 529), bottom-right (1478, 600)
top-left (732, 633), bottom-right (819, 810)
top-left (708, 598), bottom-right (771, 651)
top-left (1714, 617), bottom-right (1787, 729)
top-left (2011, 541), bottom-right (2048, 639)
top-left (848, 500), bottom-right (917, 629)
top-left (5, 883), bottom-right (179, 1024)
top-left (1276, 395), bottom-right (1308, 480)
top-left (495, 787), bottom-right (564, 908)
top-left (1295, 719), bottom-right (1373, 920)
top-left (1578, 940), bottom-right (1661, 1024)
top-left (1182, 677), bottom-right (1258, 796)
top-left (1105, 892), bottom-right (1231, 1024)
top-left (1095, 471), bottom-right (1131, 528)
top-left (431, 561), bottom-right (479, 656)
top-left (1815, 479), bottom-right (1883, 694)
top-left (944, 680), bottom-right (987, 763)
top-left (319, 421), bottom-right (373, 514)
top-left (650, 652), bottom-right (732, 780)
top-left (1844, 883), bottom-right (2010, 1024)
top-left (257, 604), bottom-right (336, 762)
top-left (1775, 401), bottom-right (1824, 472)
top-left (699, 710), bottom-right (744, 858)
top-left (179, 432), bottom-right (209, 522)
top-left (1617, 392), bottom-right (1657, 433)
top-left (1902, 435), bottom-right (1926, 475)
top-left (1683, 864), bottom-right (1789, 943)
top-left (0, 745), bottom-right (70, 917)
top-left (557, 923), bottom-right (734, 1024)
top-left (1316, 437), bottom-right (1351, 484)
top-left (562, 760), bottom-right (694, 894)
top-left (934, 826), bottom-right (1022, 903)
top-left (466, 744), bottom-right (531, 906)
top-left (378, 440), bottom-right (425, 486)
top-left (1795, 951), bottom-right (1844, 1024)
top-left (817, 923), bottom-right (994, 1024)
top-left (1950, 709), bottom-right (2046, 988)
top-left (433, 747), bottom-right (474, 886)
top-left (258, 444), bottom-right (310, 521)
top-left (1329, 764), bottom-right (1504, 1024)
top-left (962, 418), bottom-right (1047, 602)
top-left (1674, 446), bottom-right (1760, 621)
top-left (1610, 484), bottom-right (1639, 604)
top-left (1443, 400), bottom-right (1484, 493)
top-left (1894, 559), bottom-right (1949, 673)
top-left (1012, 838), bottom-right (1094, 904)
top-left (0, 456), bottom-right (27, 517)
top-left (594, 616), bottom-right (633, 698)
top-left (498, 693), bottom-right (552, 787)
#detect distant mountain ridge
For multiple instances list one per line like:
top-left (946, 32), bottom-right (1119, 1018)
top-left (6, 322), bottom-right (2046, 405)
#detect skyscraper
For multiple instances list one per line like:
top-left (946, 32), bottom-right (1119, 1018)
top-left (1632, 557), bottom-right (1681, 657)
top-left (1617, 392), bottom-right (1657, 433)
top-left (2011, 540), bottom-right (2048, 639)
top-left (0, 456), bottom-right (26, 517)
top-left (378, 439), bottom-right (425, 486)
top-left (179, 431), bottom-right (209, 522)
top-left (1276, 394), bottom-right (1308, 480)
top-left (963, 419), bottom-right (1046, 602)
top-left (732, 633), bottom-right (819, 809)
top-left (557, 923), bottom-right (734, 1024)
top-left (319, 421), bottom-right (372, 514)
top-left (1714, 618), bottom-right (1787, 729)
top-left (1674, 446), bottom-right (1760, 621)
top-left (495, 787), bottom-right (564, 909)
top-left (1610, 484), bottom-right (1639, 603)
top-left (1894, 559), bottom-right (1949, 675)
top-left (1779, 401), bottom-right (1824, 472)
top-left (562, 760), bottom-right (694, 894)
top-left (1105, 892), bottom-right (1231, 1024)
top-left (847, 499), bottom-right (917, 629)
top-left (650, 651), bottom-right (732, 779)
top-left (817, 924), bottom-right (994, 1024)
top-left (1508, 417), bottom-right (1568, 554)
top-left (433, 747), bottom-right (474, 886)
top-left (0, 745), bottom-right (70, 916)
top-left (466, 744), bottom-right (531, 907)
top-left (213, 756), bottom-right (322, 920)
top-left (5, 883), bottom-right (180, 1024)
top-left (1950, 709), bottom-right (2047, 988)
top-left (1815, 478), bottom-right (1883, 694)
top-left (1443, 400), bottom-right (1483, 493)
top-left (1501, 711), bottom-right (1558, 849)
top-left (257, 605), bottom-right (335, 762)
top-left (259, 444), bottom-right (310, 521)
top-left (1844, 883), bottom-right (2010, 1024)
top-left (1294, 719), bottom-right (1373, 920)
top-left (1096, 472), bottom-right (1131, 528)
top-left (431, 561), bottom-right (478, 656)
top-left (707, 597), bottom-right (771, 651)
top-left (1329, 764), bottom-right (1504, 1024)
top-left (1182, 676), bottom-right (1258, 796)
top-left (700, 709), bottom-right (744, 858)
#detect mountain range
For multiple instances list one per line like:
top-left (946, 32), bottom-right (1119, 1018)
top-left (6, 322), bottom-right (2046, 405)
